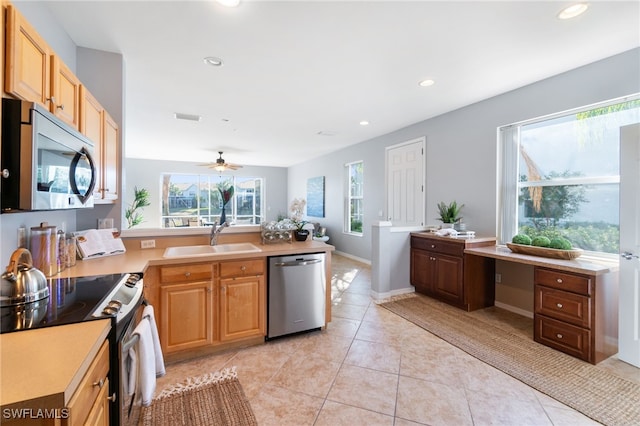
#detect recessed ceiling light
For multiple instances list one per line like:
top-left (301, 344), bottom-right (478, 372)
top-left (419, 79), bottom-right (435, 87)
top-left (557, 2), bottom-right (589, 20)
top-left (204, 56), bottom-right (224, 67)
top-left (359, 120), bottom-right (369, 126)
top-left (174, 112), bottom-right (201, 122)
top-left (216, 0), bottom-right (240, 7)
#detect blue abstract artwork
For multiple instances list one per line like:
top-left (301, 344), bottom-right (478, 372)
top-left (306, 176), bottom-right (325, 218)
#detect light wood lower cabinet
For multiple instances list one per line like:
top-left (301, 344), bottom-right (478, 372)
top-left (159, 263), bottom-right (215, 354)
top-left (219, 259), bottom-right (266, 341)
top-left (63, 339), bottom-right (110, 426)
top-left (152, 258), bottom-right (266, 356)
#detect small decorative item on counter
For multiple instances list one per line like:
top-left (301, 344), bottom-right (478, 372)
top-left (261, 220), bottom-right (294, 244)
top-left (507, 233), bottom-right (582, 260)
top-left (437, 201), bottom-right (464, 228)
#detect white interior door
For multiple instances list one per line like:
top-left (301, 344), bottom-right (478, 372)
top-left (386, 137), bottom-right (425, 227)
top-left (619, 123), bottom-right (640, 367)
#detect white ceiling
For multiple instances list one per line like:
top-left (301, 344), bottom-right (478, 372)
top-left (42, 0), bottom-right (639, 168)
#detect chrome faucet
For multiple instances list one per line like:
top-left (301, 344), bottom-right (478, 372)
top-left (210, 221), bottom-right (229, 245)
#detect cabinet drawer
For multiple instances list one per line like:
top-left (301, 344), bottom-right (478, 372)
top-left (220, 259), bottom-right (265, 278)
top-left (535, 285), bottom-right (591, 328)
top-left (65, 339), bottom-right (110, 426)
top-left (534, 268), bottom-right (591, 296)
top-left (160, 263), bottom-right (212, 283)
top-left (410, 237), bottom-right (463, 257)
top-left (534, 315), bottom-right (591, 362)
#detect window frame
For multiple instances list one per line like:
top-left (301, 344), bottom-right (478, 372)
top-left (497, 94), bottom-right (639, 257)
top-left (345, 160), bottom-right (364, 236)
top-left (160, 173), bottom-right (265, 228)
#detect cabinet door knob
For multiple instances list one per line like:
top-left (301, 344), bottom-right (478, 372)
top-left (556, 278), bottom-right (563, 283)
top-left (107, 393), bottom-right (117, 402)
top-left (556, 303), bottom-right (563, 309)
top-left (93, 379), bottom-right (105, 388)
top-left (56, 104), bottom-right (65, 110)
top-left (241, 265), bottom-right (247, 271)
top-left (556, 334), bottom-right (563, 339)
top-left (431, 244), bottom-right (436, 248)
top-left (185, 272), bottom-right (191, 277)
top-left (46, 96), bottom-right (57, 104)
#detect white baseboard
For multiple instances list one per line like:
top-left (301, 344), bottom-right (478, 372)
top-left (370, 287), bottom-right (415, 301)
top-left (333, 250), bottom-right (371, 265)
top-left (494, 301), bottom-right (533, 319)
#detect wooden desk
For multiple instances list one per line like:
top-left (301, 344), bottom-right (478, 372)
top-left (465, 245), bottom-right (619, 364)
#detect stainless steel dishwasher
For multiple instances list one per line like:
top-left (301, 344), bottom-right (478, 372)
top-left (267, 252), bottom-right (326, 339)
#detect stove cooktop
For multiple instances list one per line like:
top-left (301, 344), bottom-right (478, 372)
top-left (0, 273), bottom-right (142, 334)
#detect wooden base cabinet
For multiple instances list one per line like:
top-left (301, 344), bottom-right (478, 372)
top-left (64, 340), bottom-right (110, 426)
top-left (150, 258), bottom-right (266, 357)
top-left (534, 267), bottom-right (618, 364)
top-left (219, 259), bottom-right (266, 341)
top-left (410, 233), bottom-right (495, 311)
top-left (158, 263), bottom-right (215, 354)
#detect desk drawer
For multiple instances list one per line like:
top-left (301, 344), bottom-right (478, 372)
top-left (534, 315), bottom-right (591, 362)
top-left (535, 285), bottom-right (591, 328)
top-left (534, 268), bottom-right (591, 296)
top-left (411, 237), bottom-right (463, 257)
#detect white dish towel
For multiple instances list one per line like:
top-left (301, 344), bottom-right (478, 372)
top-left (132, 318), bottom-right (156, 406)
top-left (142, 304), bottom-right (166, 377)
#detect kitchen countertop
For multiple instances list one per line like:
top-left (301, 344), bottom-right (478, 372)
top-left (0, 319), bottom-right (111, 409)
top-left (56, 240), bottom-right (334, 278)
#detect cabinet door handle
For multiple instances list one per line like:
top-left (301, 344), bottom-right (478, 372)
top-left (207, 287), bottom-right (212, 293)
top-left (107, 393), bottom-right (117, 402)
top-left (93, 379), bottom-right (105, 388)
top-left (556, 334), bottom-right (563, 339)
top-left (556, 303), bottom-right (563, 309)
top-left (221, 286), bottom-right (226, 292)
top-left (556, 278), bottom-right (563, 284)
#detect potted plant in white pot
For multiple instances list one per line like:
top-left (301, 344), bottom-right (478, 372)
top-left (437, 201), bottom-right (463, 228)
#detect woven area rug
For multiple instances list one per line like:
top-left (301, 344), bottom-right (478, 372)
top-left (140, 367), bottom-right (257, 426)
top-left (380, 294), bottom-right (640, 426)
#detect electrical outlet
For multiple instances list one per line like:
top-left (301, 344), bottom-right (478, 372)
top-left (495, 273), bottom-right (502, 283)
top-left (140, 240), bottom-right (156, 249)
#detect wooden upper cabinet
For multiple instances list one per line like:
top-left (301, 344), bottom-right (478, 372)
top-left (102, 111), bottom-right (119, 201)
top-left (51, 55), bottom-right (81, 128)
top-left (4, 4), bottom-right (51, 107)
top-left (79, 85), bottom-right (104, 198)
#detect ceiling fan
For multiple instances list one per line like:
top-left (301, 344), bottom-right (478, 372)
top-left (200, 151), bottom-right (243, 172)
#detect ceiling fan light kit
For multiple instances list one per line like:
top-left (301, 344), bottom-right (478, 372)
top-left (200, 151), bottom-right (243, 172)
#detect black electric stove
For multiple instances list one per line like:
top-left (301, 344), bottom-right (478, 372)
top-left (0, 272), bottom-right (143, 334)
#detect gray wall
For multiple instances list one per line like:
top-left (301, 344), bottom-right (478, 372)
top-left (124, 159), bottom-right (288, 229)
top-left (288, 48), bottom-right (640, 263)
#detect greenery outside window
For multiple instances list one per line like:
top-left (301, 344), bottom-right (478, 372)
top-left (160, 174), bottom-right (264, 227)
top-left (345, 161), bottom-right (364, 235)
top-left (498, 95), bottom-right (639, 255)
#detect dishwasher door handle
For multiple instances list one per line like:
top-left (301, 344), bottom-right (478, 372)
top-left (273, 259), bottom-right (323, 267)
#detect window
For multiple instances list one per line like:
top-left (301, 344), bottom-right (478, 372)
top-left (345, 161), bottom-right (364, 234)
top-left (498, 95), bottom-right (640, 255)
top-left (160, 174), bottom-right (264, 227)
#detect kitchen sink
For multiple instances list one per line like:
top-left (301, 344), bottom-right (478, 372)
top-left (163, 243), bottom-right (261, 258)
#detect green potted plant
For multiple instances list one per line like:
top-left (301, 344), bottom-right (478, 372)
top-left (125, 186), bottom-right (150, 229)
top-left (437, 201), bottom-right (463, 228)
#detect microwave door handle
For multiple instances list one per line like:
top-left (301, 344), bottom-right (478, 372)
top-left (69, 146), bottom-right (96, 204)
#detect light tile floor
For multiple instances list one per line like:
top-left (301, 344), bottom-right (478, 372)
top-left (155, 254), bottom-right (639, 425)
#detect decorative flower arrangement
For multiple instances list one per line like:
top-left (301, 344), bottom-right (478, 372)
top-left (289, 198), bottom-right (307, 230)
top-left (218, 181), bottom-right (234, 207)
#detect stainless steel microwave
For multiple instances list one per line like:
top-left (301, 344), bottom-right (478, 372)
top-left (1, 98), bottom-right (97, 212)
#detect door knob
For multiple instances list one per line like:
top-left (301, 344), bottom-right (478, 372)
top-left (622, 252), bottom-right (639, 260)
